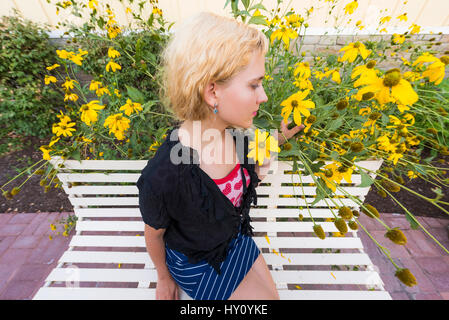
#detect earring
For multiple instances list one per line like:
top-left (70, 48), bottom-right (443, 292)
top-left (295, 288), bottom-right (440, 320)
top-left (213, 102), bottom-right (218, 114)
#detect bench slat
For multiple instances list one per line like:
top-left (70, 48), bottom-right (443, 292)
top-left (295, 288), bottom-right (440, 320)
top-left (69, 235), bottom-right (365, 249)
top-left (59, 251), bottom-right (374, 266)
top-left (68, 196), bottom-right (360, 207)
top-left (33, 287), bottom-right (390, 300)
top-left (75, 220), bottom-right (358, 233)
top-left (63, 184), bottom-right (370, 196)
top-left (73, 207), bottom-right (358, 219)
top-left (44, 268), bottom-right (383, 286)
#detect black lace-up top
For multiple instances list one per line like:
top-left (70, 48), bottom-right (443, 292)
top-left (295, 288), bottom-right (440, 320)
top-left (137, 125), bottom-right (261, 274)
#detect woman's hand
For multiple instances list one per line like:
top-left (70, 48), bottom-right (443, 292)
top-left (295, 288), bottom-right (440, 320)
top-left (279, 120), bottom-right (305, 145)
top-left (156, 276), bottom-right (179, 300)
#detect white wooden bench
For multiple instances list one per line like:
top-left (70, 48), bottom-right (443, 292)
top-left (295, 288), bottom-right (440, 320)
top-left (33, 156), bottom-right (391, 300)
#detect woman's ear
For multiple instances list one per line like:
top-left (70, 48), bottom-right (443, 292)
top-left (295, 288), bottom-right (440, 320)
top-left (203, 81), bottom-right (217, 108)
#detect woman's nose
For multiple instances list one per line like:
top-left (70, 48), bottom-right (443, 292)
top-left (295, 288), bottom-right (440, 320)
top-left (259, 86), bottom-right (268, 104)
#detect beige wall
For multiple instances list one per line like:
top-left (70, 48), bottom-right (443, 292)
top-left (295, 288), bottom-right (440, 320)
top-left (2, 0), bottom-right (449, 34)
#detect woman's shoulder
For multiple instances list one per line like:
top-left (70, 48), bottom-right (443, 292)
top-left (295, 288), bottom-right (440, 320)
top-left (138, 141), bottom-right (181, 196)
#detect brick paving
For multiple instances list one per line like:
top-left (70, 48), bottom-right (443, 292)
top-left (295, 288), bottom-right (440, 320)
top-left (0, 211), bottom-right (448, 300)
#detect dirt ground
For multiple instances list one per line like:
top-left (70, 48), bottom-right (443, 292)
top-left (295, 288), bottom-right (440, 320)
top-left (1, 135), bottom-right (448, 220)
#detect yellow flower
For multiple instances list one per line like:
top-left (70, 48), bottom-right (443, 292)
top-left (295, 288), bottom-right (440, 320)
top-left (96, 87), bottom-right (111, 97)
top-left (80, 100), bottom-right (105, 125)
top-left (89, 80), bottom-right (102, 91)
top-left (409, 23), bottom-right (420, 34)
top-left (56, 49), bottom-right (71, 59)
top-left (52, 121), bottom-right (76, 137)
top-left (40, 146), bottom-right (52, 160)
top-left (64, 92), bottom-right (79, 102)
top-left (356, 69), bottom-right (418, 106)
top-left (339, 41), bottom-right (371, 63)
top-left (46, 64), bottom-right (60, 71)
top-left (270, 24), bottom-right (298, 49)
top-left (294, 62), bottom-right (311, 79)
top-left (285, 13), bottom-right (302, 28)
top-left (280, 89), bottom-right (315, 126)
top-left (149, 141), bottom-right (162, 152)
top-left (45, 75), bottom-right (57, 85)
top-left (352, 60), bottom-right (379, 87)
top-left (104, 113), bottom-right (131, 140)
top-left (88, 0), bottom-right (98, 10)
top-left (380, 16), bottom-right (391, 25)
top-left (62, 79), bottom-right (78, 91)
top-left (247, 129), bottom-right (280, 166)
top-left (407, 170), bottom-right (418, 179)
top-left (413, 53), bottom-right (447, 85)
top-left (108, 47), bottom-right (120, 59)
top-left (344, 1), bottom-right (358, 15)
top-left (397, 13), bottom-right (408, 21)
top-left (106, 60), bottom-right (122, 72)
top-left (392, 33), bottom-right (405, 44)
top-left (119, 99), bottom-right (143, 116)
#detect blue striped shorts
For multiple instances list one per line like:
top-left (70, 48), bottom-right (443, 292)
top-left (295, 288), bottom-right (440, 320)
top-left (165, 227), bottom-right (261, 300)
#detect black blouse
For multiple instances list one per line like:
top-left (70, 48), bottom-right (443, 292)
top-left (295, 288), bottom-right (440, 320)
top-left (137, 125), bottom-right (261, 275)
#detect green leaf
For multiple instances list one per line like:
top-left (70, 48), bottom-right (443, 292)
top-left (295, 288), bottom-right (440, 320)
top-left (359, 170), bottom-right (374, 187)
top-left (405, 211), bottom-right (419, 230)
top-left (242, 0), bottom-right (250, 9)
top-left (126, 85), bottom-right (145, 104)
top-left (248, 15), bottom-right (268, 26)
top-left (249, 3), bottom-right (267, 12)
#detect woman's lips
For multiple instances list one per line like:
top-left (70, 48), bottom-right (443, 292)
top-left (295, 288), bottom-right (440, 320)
top-left (252, 111), bottom-right (258, 116)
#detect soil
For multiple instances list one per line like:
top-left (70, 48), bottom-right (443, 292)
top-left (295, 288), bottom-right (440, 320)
top-left (1, 135), bottom-right (449, 220)
top-left (0, 135), bottom-right (72, 214)
top-left (364, 154), bottom-right (449, 221)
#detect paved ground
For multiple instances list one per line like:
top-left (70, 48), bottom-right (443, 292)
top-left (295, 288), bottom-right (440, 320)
top-left (0, 211), bottom-right (448, 300)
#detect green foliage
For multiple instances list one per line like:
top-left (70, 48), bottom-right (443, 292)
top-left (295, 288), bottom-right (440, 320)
top-left (0, 11), bottom-right (64, 140)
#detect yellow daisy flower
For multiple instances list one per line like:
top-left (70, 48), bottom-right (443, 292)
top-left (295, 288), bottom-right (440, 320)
top-left (356, 68), bottom-right (418, 106)
top-left (344, 1), bottom-right (358, 15)
top-left (79, 100), bottom-right (105, 125)
top-left (270, 24), bottom-right (298, 49)
top-left (280, 89), bottom-right (315, 127)
top-left (247, 129), bottom-right (280, 166)
top-left (106, 60), bottom-right (122, 72)
top-left (339, 41), bottom-right (371, 63)
top-left (119, 99), bottom-right (143, 116)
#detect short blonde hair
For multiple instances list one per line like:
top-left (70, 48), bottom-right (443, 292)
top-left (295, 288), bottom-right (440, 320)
top-left (159, 12), bottom-right (269, 122)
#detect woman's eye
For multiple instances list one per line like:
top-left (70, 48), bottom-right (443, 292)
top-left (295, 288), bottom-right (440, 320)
top-left (251, 84), bottom-right (259, 89)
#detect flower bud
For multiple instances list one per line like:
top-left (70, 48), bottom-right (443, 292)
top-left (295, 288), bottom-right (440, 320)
top-left (283, 142), bottom-right (292, 151)
top-left (334, 218), bottom-right (348, 234)
top-left (361, 204), bottom-right (380, 218)
top-left (11, 187), bottom-right (21, 196)
top-left (350, 142), bottom-right (364, 153)
top-left (338, 206), bottom-right (353, 220)
top-left (381, 179), bottom-right (401, 192)
top-left (336, 99), bottom-right (349, 110)
top-left (395, 268), bottom-right (417, 287)
top-left (348, 220), bottom-right (358, 230)
top-left (313, 224), bottom-right (326, 240)
top-left (385, 228), bottom-right (407, 245)
top-left (426, 128), bottom-right (438, 135)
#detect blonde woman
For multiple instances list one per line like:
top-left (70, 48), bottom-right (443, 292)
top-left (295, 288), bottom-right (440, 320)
top-left (137, 12), bottom-right (303, 300)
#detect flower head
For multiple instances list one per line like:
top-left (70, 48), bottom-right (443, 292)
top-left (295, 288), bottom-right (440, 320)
top-left (247, 129), bottom-right (280, 166)
top-left (280, 89), bottom-right (315, 127)
top-left (339, 41), bottom-right (371, 63)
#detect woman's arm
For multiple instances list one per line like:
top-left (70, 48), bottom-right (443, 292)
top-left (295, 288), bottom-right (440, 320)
top-left (144, 224), bottom-right (178, 299)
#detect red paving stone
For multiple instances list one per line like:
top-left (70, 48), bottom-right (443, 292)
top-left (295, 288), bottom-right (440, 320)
top-left (0, 211), bottom-right (447, 300)
top-left (0, 212), bottom-right (72, 300)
